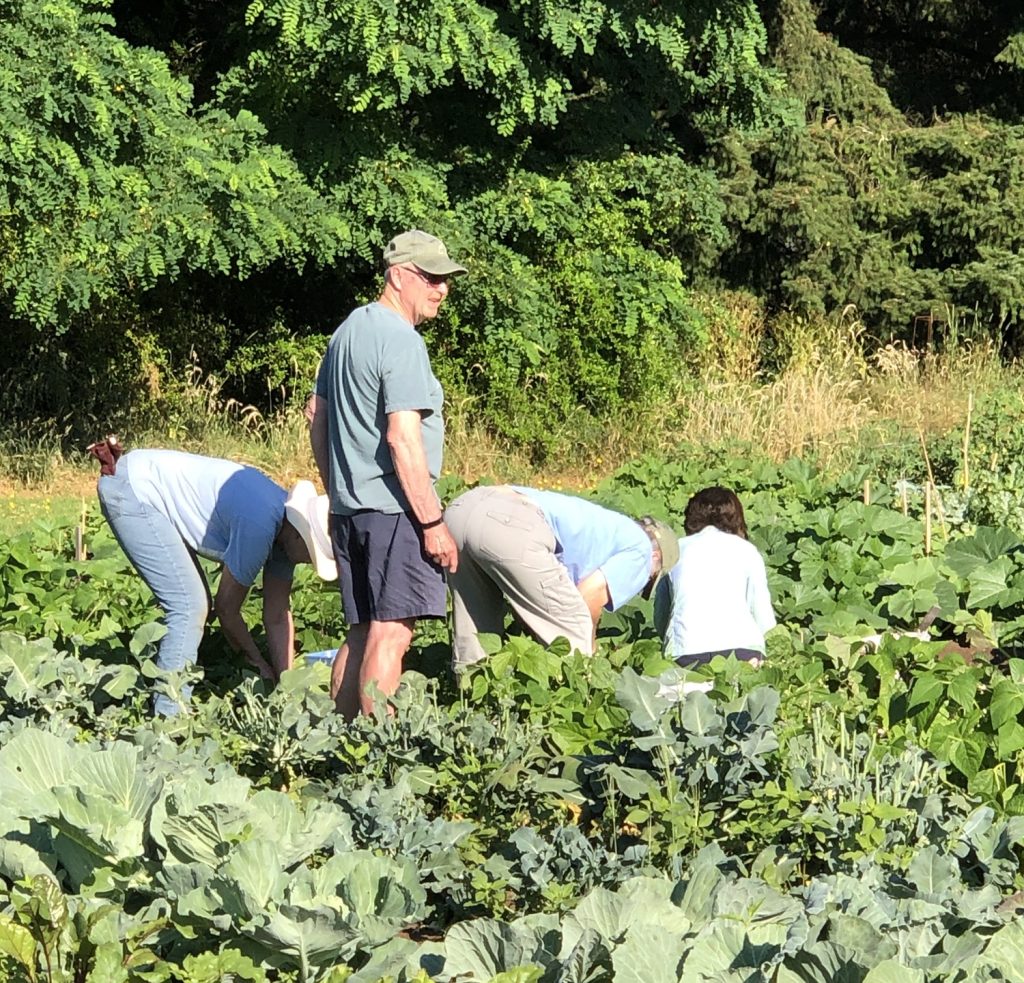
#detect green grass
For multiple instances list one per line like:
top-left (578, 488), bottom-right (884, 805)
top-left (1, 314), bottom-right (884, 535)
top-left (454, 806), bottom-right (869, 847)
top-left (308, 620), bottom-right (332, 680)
top-left (0, 490), bottom-right (92, 539)
top-left (0, 328), bottom-right (1017, 541)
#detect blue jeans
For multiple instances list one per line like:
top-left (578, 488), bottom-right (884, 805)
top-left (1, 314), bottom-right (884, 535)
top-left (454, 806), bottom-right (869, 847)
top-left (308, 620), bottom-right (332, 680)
top-left (98, 470), bottom-right (211, 716)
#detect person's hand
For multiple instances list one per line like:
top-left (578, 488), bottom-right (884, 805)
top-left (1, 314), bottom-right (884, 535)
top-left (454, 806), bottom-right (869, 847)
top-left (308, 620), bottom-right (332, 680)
top-left (425, 522), bottom-right (459, 573)
top-left (245, 651), bottom-right (277, 682)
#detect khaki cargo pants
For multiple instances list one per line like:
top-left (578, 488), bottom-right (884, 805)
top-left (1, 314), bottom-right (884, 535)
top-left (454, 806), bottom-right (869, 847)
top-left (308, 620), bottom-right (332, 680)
top-left (444, 485), bottom-right (594, 669)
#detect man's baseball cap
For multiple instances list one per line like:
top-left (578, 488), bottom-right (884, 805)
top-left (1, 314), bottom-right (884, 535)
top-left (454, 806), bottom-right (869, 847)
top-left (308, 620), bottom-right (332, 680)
top-left (383, 230), bottom-right (467, 276)
top-left (639, 517), bottom-right (680, 599)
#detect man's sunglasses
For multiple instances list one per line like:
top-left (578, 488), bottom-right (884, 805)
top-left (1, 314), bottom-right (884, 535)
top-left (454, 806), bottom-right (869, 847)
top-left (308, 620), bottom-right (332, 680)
top-left (406, 267), bottom-right (450, 287)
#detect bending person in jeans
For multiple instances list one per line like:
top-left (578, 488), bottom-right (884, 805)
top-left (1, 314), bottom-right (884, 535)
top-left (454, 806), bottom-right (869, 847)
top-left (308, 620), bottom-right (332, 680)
top-left (93, 441), bottom-right (336, 715)
top-left (654, 486), bottom-right (776, 667)
top-left (444, 485), bottom-right (679, 668)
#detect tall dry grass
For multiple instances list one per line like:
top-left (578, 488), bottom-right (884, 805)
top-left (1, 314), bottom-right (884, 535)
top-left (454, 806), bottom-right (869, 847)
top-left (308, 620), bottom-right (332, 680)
top-left (491, 296), bottom-right (1013, 486)
top-left (665, 300), bottom-right (876, 467)
top-left (2, 300), bottom-right (1015, 497)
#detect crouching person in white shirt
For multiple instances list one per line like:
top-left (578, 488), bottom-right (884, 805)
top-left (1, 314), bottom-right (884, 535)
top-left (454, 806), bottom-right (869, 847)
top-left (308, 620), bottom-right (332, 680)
top-left (93, 443), bottom-right (336, 716)
top-left (654, 486), bottom-right (776, 668)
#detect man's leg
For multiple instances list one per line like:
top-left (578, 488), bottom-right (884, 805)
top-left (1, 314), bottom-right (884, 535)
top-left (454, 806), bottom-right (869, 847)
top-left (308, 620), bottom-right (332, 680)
top-left (329, 512), bottom-right (373, 718)
top-left (448, 555), bottom-right (507, 668)
top-left (331, 510), bottom-right (444, 717)
top-left (330, 622), bottom-right (367, 719)
top-left (330, 619), bottom-right (416, 718)
top-left (359, 618), bottom-right (415, 715)
top-left (445, 488), bottom-right (510, 668)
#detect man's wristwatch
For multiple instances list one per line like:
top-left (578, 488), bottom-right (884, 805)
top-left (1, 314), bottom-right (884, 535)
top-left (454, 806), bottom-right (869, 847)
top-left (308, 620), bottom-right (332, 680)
top-left (421, 516), bottom-right (445, 530)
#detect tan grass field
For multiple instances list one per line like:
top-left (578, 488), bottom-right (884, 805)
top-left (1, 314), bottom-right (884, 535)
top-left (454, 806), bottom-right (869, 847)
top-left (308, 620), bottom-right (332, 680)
top-left (0, 304), bottom-right (1012, 537)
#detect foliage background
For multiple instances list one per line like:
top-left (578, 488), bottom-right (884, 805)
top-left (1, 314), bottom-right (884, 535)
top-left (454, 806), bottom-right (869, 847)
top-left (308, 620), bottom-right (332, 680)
top-left (2, 0), bottom-right (1024, 460)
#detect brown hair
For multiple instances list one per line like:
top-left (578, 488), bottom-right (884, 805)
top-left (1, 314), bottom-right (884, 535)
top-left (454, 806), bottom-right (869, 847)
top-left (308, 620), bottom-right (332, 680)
top-left (684, 486), bottom-right (748, 539)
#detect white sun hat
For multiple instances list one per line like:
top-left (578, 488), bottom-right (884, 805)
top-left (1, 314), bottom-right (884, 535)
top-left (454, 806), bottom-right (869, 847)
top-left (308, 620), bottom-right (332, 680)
top-left (285, 480), bottom-right (337, 581)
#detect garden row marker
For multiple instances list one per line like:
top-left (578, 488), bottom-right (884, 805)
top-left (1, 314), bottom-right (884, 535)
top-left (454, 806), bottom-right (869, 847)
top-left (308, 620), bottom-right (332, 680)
top-left (74, 498), bottom-right (86, 562)
top-left (962, 391), bottom-right (973, 491)
top-left (924, 482), bottom-right (932, 555)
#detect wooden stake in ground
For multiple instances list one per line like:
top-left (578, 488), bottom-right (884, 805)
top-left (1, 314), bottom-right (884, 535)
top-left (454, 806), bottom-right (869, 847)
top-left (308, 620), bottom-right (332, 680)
top-left (863, 479), bottom-right (871, 506)
top-left (924, 481), bottom-right (933, 555)
top-left (918, 425), bottom-right (936, 488)
top-left (962, 391), bottom-right (973, 491)
top-left (900, 481), bottom-right (909, 516)
top-left (74, 497), bottom-right (86, 562)
top-left (932, 482), bottom-right (950, 544)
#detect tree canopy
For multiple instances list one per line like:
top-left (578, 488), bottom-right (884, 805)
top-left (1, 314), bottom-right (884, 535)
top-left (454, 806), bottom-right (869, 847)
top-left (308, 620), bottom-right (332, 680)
top-left (3, 0), bottom-right (1024, 449)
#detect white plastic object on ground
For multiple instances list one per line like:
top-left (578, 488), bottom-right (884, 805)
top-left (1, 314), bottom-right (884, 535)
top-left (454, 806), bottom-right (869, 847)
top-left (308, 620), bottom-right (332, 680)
top-left (304, 649), bottom-right (337, 665)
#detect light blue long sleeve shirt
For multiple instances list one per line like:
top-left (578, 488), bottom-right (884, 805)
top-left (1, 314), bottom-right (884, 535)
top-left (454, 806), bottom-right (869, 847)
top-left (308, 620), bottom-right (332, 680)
top-left (512, 487), bottom-right (653, 610)
top-left (654, 526), bottom-right (776, 658)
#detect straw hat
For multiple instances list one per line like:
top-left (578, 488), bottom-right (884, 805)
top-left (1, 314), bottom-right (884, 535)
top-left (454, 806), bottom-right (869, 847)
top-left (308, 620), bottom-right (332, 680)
top-left (285, 481), bottom-right (337, 581)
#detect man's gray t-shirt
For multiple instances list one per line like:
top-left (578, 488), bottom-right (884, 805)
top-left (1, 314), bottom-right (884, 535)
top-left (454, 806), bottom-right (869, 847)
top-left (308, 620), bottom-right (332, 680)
top-left (315, 302), bottom-right (444, 515)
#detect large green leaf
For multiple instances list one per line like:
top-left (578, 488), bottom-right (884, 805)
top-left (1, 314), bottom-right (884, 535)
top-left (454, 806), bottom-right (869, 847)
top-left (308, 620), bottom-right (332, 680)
top-left (216, 840), bottom-right (290, 914)
top-left (149, 772), bottom-right (254, 861)
top-left (0, 633), bottom-right (60, 702)
top-left (906, 846), bottom-right (959, 901)
top-left (776, 941), bottom-right (871, 983)
top-left (862, 960), bottom-right (924, 982)
top-left (943, 528), bottom-right (1023, 577)
top-left (989, 680), bottom-right (1024, 730)
top-left (50, 785), bottom-right (146, 869)
top-left (247, 790), bottom-right (348, 870)
top-left (615, 668), bottom-right (670, 733)
top-left (678, 692), bottom-right (724, 745)
top-left (552, 928), bottom-right (604, 983)
top-left (441, 917), bottom-right (560, 981)
top-left (888, 559), bottom-right (940, 589)
top-left (678, 846), bottom-right (730, 929)
top-left (0, 841), bottom-right (56, 885)
top-left (158, 799), bottom-right (257, 868)
top-left (612, 923), bottom-right (687, 983)
top-left (562, 885), bottom-right (691, 951)
top-left (0, 729), bottom-right (77, 815)
top-left (249, 904), bottom-right (362, 967)
top-left (289, 850), bottom-right (427, 948)
top-left (712, 879), bottom-right (803, 947)
top-left (679, 922), bottom-right (778, 982)
top-left (0, 915), bottom-right (37, 980)
top-left (974, 920), bottom-right (1024, 979)
top-left (827, 915), bottom-right (897, 968)
top-left (966, 557), bottom-right (1019, 609)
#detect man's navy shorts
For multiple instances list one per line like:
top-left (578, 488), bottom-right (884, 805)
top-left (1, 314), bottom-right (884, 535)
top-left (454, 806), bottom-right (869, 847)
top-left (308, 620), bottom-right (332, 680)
top-left (330, 510), bottom-right (447, 624)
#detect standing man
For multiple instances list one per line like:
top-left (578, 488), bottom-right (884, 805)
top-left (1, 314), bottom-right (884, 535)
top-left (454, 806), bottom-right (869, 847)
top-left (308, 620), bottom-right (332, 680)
top-left (309, 230), bottom-right (466, 717)
top-left (443, 485), bottom-right (680, 669)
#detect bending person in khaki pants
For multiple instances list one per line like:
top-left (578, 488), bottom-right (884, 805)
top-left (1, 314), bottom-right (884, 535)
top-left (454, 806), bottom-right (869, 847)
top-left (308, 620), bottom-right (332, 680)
top-left (444, 485), bottom-right (679, 668)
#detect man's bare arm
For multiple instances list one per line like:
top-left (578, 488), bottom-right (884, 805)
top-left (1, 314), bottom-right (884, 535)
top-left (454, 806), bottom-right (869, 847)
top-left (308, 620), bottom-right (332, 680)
top-left (387, 409), bottom-right (458, 572)
top-left (576, 569), bottom-right (611, 649)
top-left (308, 394), bottom-right (330, 491)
